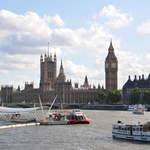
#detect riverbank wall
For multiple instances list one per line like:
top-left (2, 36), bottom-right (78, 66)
top-left (3, 103), bottom-right (128, 111)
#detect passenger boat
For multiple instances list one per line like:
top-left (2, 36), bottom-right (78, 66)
top-left (112, 121), bottom-right (150, 142)
top-left (132, 104), bottom-right (144, 115)
top-left (67, 109), bottom-right (91, 124)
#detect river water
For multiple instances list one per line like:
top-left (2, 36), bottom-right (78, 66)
top-left (0, 110), bottom-right (150, 150)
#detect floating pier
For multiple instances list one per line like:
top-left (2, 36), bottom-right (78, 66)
top-left (0, 122), bottom-right (40, 129)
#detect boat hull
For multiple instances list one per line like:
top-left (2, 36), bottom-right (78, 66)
top-left (39, 120), bottom-right (69, 125)
top-left (10, 119), bottom-right (36, 123)
top-left (68, 119), bottom-right (91, 124)
top-left (112, 132), bottom-right (150, 142)
top-left (132, 111), bottom-right (144, 115)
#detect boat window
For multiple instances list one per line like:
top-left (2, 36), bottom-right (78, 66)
top-left (143, 126), bottom-right (149, 132)
top-left (78, 116), bottom-right (81, 120)
top-left (72, 116), bottom-right (75, 120)
top-left (68, 115), bottom-right (71, 120)
top-left (113, 126), bottom-right (117, 130)
top-left (82, 116), bottom-right (84, 120)
top-left (76, 116), bottom-right (78, 120)
top-left (80, 116), bottom-right (84, 120)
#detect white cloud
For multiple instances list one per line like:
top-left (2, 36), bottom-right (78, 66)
top-left (43, 14), bottom-right (64, 27)
top-left (0, 53), bottom-right (40, 75)
top-left (0, 53), bottom-right (40, 88)
top-left (138, 20), bottom-right (150, 34)
top-left (0, 9), bottom-right (117, 54)
top-left (96, 5), bottom-right (133, 28)
top-left (62, 60), bottom-right (103, 87)
top-left (0, 10), bottom-right (66, 54)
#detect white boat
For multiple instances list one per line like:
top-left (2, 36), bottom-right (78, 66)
top-left (132, 104), bottom-right (144, 114)
top-left (128, 105), bottom-right (134, 111)
top-left (35, 95), bottom-right (68, 125)
top-left (37, 111), bottom-right (69, 125)
top-left (0, 106), bottom-right (40, 123)
top-left (112, 121), bottom-right (150, 142)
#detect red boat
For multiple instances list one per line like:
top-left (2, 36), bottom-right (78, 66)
top-left (66, 110), bottom-right (91, 124)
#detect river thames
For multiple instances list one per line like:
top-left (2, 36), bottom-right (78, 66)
top-left (0, 110), bottom-right (150, 150)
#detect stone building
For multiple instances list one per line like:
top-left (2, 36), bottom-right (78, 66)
top-left (1, 41), bottom-right (118, 105)
top-left (1, 86), bottom-right (13, 103)
top-left (122, 74), bottom-right (150, 104)
top-left (105, 40), bottom-right (118, 91)
top-left (40, 52), bottom-right (57, 91)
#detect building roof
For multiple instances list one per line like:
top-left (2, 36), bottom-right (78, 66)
top-left (123, 74), bottom-right (150, 90)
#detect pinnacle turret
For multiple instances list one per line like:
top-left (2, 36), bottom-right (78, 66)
top-left (60, 60), bottom-right (64, 72)
top-left (108, 39), bottom-right (114, 52)
top-left (54, 53), bottom-right (57, 61)
top-left (57, 60), bottom-right (66, 82)
top-left (40, 54), bottom-right (43, 62)
top-left (84, 75), bottom-right (88, 85)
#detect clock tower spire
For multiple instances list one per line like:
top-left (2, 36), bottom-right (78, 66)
top-left (105, 40), bottom-right (118, 91)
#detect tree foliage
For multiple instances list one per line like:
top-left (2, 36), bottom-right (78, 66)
top-left (107, 90), bottom-right (121, 104)
top-left (98, 91), bottom-right (107, 104)
top-left (143, 90), bottom-right (150, 104)
top-left (129, 88), bottom-right (141, 104)
top-left (98, 90), bottom-right (121, 104)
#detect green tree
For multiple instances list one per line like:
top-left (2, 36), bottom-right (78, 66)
top-left (98, 91), bottom-right (107, 104)
top-left (143, 90), bottom-right (150, 104)
top-left (129, 88), bottom-right (141, 104)
top-left (107, 90), bottom-right (121, 104)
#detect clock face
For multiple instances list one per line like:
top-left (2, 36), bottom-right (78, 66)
top-left (111, 63), bottom-right (116, 68)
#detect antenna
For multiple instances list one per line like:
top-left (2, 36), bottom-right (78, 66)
top-left (48, 42), bottom-right (50, 56)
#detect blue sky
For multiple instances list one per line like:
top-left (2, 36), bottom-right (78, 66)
top-left (0, 0), bottom-right (150, 89)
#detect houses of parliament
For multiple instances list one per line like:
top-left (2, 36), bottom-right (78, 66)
top-left (0, 41), bottom-right (118, 104)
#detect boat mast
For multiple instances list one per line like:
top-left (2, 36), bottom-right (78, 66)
top-left (48, 95), bottom-right (57, 112)
top-left (38, 96), bottom-right (44, 116)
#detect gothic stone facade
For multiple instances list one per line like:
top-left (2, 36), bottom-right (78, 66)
top-left (122, 74), bottom-right (150, 104)
top-left (1, 41), bottom-right (118, 104)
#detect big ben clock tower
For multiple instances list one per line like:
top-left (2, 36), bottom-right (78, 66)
top-left (105, 40), bottom-right (118, 91)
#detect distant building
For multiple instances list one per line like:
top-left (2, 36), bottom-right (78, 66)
top-left (1, 86), bottom-right (13, 103)
top-left (122, 74), bottom-right (150, 104)
top-left (105, 40), bottom-right (118, 91)
top-left (1, 41), bottom-right (118, 104)
top-left (40, 52), bottom-right (57, 91)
